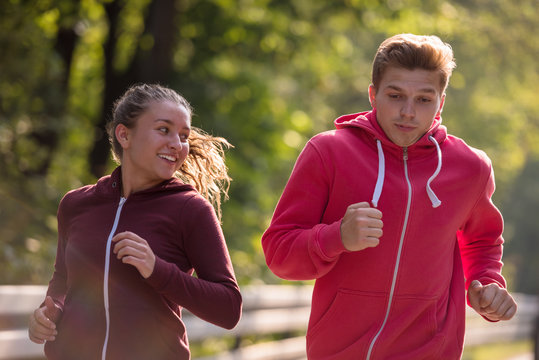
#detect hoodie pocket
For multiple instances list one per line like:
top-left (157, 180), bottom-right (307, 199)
top-left (109, 304), bottom-right (187, 359)
top-left (374, 294), bottom-right (441, 358)
top-left (307, 289), bottom-right (387, 358)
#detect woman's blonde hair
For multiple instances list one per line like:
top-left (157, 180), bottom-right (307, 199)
top-left (107, 83), bottom-right (232, 220)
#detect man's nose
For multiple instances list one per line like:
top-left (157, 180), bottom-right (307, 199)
top-left (400, 100), bottom-right (415, 118)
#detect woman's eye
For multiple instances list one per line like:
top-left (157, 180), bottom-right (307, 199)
top-left (180, 134), bottom-right (189, 142)
top-left (158, 127), bottom-right (169, 134)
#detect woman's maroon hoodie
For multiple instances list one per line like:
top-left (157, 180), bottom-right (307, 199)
top-left (262, 110), bottom-right (506, 359)
top-left (44, 167), bottom-right (242, 360)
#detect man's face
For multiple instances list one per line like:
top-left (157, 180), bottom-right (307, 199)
top-left (369, 67), bottom-right (445, 147)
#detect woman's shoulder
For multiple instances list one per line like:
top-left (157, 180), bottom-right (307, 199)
top-left (60, 183), bottom-right (98, 205)
top-left (182, 191), bottom-right (214, 213)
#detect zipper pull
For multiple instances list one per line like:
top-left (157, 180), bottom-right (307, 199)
top-left (403, 147), bottom-right (408, 161)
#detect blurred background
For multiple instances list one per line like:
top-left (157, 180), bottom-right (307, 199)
top-left (0, 0), bottom-right (537, 358)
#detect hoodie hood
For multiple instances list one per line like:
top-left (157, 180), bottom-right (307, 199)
top-left (335, 109), bottom-right (447, 208)
top-left (334, 109), bottom-right (447, 149)
top-left (94, 167), bottom-right (196, 199)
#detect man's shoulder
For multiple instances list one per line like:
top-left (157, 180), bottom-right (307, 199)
top-left (445, 134), bottom-right (491, 161)
top-left (310, 129), bottom-right (337, 141)
top-left (443, 134), bottom-right (493, 177)
top-left (309, 127), bottom-right (368, 147)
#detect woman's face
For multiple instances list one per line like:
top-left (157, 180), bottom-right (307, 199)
top-left (116, 100), bottom-right (191, 194)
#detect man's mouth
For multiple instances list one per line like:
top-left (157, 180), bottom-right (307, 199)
top-left (395, 124), bottom-right (416, 132)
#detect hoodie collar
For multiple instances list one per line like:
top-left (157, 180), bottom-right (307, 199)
top-left (334, 109), bottom-right (447, 152)
top-left (94, 167), bottom-right (195, 199)
top-left (334, 109), bottom-right (446, 208)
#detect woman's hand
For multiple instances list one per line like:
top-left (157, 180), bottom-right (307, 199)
top-left (112, 231), bottom-right (156, 279)
top-left (28, 296), bottom-right (61, 344)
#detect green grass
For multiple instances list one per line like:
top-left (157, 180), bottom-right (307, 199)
top-left (462, 340), bottom-right (533, 360)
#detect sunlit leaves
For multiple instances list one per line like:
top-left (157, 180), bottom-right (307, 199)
top-left (1, 0), bottom-right (538, 289)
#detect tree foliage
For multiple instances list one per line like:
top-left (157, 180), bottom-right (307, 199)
top-left (1, 0), bottom-right (537, 292)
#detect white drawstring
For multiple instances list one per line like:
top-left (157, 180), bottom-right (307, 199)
top-left (371, 137), bottom-right (442, 208)
top-left (426, 136), bottom-right (442, 208)
top-left (371, 140), bottom-right (385, 208)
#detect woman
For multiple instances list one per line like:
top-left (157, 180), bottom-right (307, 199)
top-left (28, 84), bottom-right (242, 359)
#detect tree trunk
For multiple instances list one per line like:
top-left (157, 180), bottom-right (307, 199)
top-left (89, 0), bottom-right (178, 178)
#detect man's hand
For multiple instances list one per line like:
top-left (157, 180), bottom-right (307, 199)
top-left (340, 202), bottom-right (383, 252)
top-left (468, 280), bottom-right (517, 321)
top-left (28, 296), bottom-right (61, 344)
top-left (112, 231), bottom-right (156, 279)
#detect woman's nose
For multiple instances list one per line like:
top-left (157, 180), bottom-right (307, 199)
top-left (169, 134), bottom-right (182, 149)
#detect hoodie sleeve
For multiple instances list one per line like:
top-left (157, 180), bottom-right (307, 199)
top-left (146, 195), bottom-right (242, 330)
top-left (457, 160), bottom-right (506, 295)
top-left (261, 140), bottom-right (348, 281)
top-left (44, 193), bottom-right (72, 312)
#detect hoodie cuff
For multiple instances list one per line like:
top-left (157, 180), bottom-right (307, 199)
top-left (145, 256), bottom-right (173, 291)
top-left (316, 220), bottom-right (348, 260)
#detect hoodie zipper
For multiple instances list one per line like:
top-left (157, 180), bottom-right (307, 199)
top-left (101, 197), bottom-right (126, 360)
top-left (366, 147), bottom-right (412, 359)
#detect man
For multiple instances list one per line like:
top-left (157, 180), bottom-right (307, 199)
top-left (261, 34), bottom-right (517, 359)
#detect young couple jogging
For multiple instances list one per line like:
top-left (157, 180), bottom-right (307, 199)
top-left (30, 34), bottom-right (516, 359)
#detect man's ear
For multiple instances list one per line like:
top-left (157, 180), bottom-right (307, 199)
top-left (437, 94), bottom-right (446, 117)
top-left (115, 124), bottom-right (130, 150)
top-left (368, 84), bottom-right (376, 108)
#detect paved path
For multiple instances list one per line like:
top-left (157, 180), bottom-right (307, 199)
top-left (507, 353), bottom-right (534, 360)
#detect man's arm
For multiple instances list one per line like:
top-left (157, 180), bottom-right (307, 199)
top-left (262, 141), bottom-right (347, 280)
top-left (458, 162), bottom-right (517, 321)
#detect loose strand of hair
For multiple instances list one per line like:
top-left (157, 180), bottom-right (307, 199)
top-left (177, 127), bottom-right (232, 222)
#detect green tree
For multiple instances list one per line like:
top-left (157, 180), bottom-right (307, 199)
top-left (0, 0), bottom-right (537, 292)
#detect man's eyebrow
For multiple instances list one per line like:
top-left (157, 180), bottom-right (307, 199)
top-left (384, 85), bottom-right (437, 94)
top-left (385, 85), bottom-right (403, 92)
top-left (418, 88), bottom-right (437, 94)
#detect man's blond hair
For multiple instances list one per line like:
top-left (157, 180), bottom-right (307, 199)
top-left (372, 34), bottom-right (456, 93)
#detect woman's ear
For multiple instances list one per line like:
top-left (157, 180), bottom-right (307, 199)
top-left (115, 124), bottom-right (130, 150)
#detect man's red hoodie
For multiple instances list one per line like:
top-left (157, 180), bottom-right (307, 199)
top-left (262, 110), bottom-right (506, 359)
